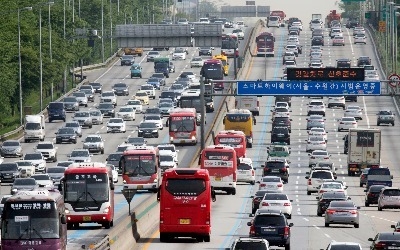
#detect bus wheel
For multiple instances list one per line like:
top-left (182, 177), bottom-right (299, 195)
top-left (67, 223), bottom-right (73, 230)
top-left (74, 223), bottom-right (79, 229)
top-left (196, 236), bottom-right (203, 242)
top-left (152, 189), bottom-right (158, 193)
top-left (231, 189), bottom-right (236, 195)
top-left (110, 220), bottom-right (114, 227)
top-left (160, 233), bottom-right (169, 242)
top-left (104, 222), bottom-right (111, 229)
top-left (204, 235), bottom-right (210, 242)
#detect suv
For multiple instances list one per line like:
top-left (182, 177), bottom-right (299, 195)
top-left (377, 109), bottom-right (395, 126)
top-left (140, 84), bottom-right (156, 99)
top-left (272, 117), bottom-right (292, 133)
top-left (47, 102), bottom-right (66, 122)
top-left (365, 185), bottom-right (385, 207)
top-left (357, 56), bottom-right (371, 66)
top-left (271, 126), bottom-right (290, 145)
top-left (317, 191), bottom-right (348, 216)
top-left (327, 96), bottom-right (345, 109)
top-left (261, 159), bottom-right (290, 183)
top-left (229, 237), bottom-right (269, 250)
top-left (35, 141), bottom-right (58, 162)
top-left (275, 96), bottom-right (291, 107)
top-left (68, 149), bottom-right (92, 163)
top-left (307, 100), bottom-right (326, 116)
top-left (237, 158), bottom-right (256, 185)
top-left (0, 163), bottom-right (19, 182)
top-left (306, 170), bottom-right (335, 195)
top-left (378, 187), bottom-right (400, 211)
top-left (83, 134), bottom-right (105, 154)
top-left (247, 209), bottom-right (293, 249)
top-left (100, 91), bottom-right (117, 106)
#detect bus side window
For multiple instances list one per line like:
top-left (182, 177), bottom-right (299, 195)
top-left (119, 156), bottom-right (125, 172)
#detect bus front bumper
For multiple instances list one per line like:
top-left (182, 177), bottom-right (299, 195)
top-left (67, 213), bottom-right (112, 224)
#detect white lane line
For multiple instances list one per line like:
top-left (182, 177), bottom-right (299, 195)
top-left (313, 225), bottom-right (320, 229)
top-left (324, 234), bottom-right (331, 238)
top-left (362, 96), bottom-right (371, 128)
top-left (303, 218), bottom-right (309, 222)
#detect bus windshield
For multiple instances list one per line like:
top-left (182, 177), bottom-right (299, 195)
top-left (123, 155), bottom-right (156, 176)
top-left (64, 173), bottom-right (109, 204)
top-left (2, 201), bottom-right (59, 240)
top-left (201, 64), bottom-right (223, 79)
top-left (225, 114), bottom-right (251, 122)
top-left (169, 116), bottom-right (195, 132)
top-left (165, 179), bottom-right (206, 196)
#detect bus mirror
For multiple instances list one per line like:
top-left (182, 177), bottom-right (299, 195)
top-left (222, 118), bottom-right (225, 125)
top-left (58, 183), bottom-right (62, 192)
top-left (166, 119), bottom-right (169, 127)
top-left (211, 189), bottom-right (216, 202)
top-left (157, 188), bottom-right (161, 201)
top-left (61, 215), bottom-right (67, 224)
top-left (110, 182), bottom-right (115, 190)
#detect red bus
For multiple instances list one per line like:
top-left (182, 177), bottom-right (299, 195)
top-left (200, 145), bottom-right (238, 195)
top-left (166, 108), bottom-right (198, 145)
top-left (256, 32), bottom-right (275, 57)
top-left (200, 59), bottom-right (224, 91)
top-left (214, 130), bottom-right (247, 158)
top-left (1, 189), bottom-right (67, 250)
top-left (157, 168), bottom-right (216, 242)
top-left (221, 34), bottom-right (239, 58)
top-left (61, 163), bottom-right (115, 229)
top-left (120, 145), bottom-right (160, 192)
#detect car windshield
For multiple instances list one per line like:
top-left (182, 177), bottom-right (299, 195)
top-left (379, 111), bottom-right (392, 115)
top-left (141, 86), bottom-right (153, 90)
top-left (238, 163), bottom-right (252, 170)
top-left (322, 192), bottom-right (346, 199)
top-left (98, 104), bottom-right (113, 109)
top-left (262, 177), bottom-right (281, 183)
top-left (46, 168), bottom-right (66, 173)
top-left (14, 179), bottom-right (36, 185)
top-left (108, 153), bottom-right (122, 161)
top-left (36, 144), bottom-right (53, 149)
top-left (24, 154), bottom-right (42, 160)
top-left (139, 122), bottom-right (157, 129)
top-left (3, 141), bottom-right (19, 147)
top-left (311, 171), bottom-right (332, 179)
top-left (310, 137), bottom-right (324, 142)
top-left (159, 103), bottom-right (172, 108)
top-left (85, 136), bottom-right (101, 142)
top-left (57, 128), bottom-right (74, 135)
top-left (136, 92), bottom-right (147, 97)
top-left (75, 112), bottom-right (89, 117)
top-left (322, 183), bottom-right (342, 189)
top-left (192, 58), bottom-right (202, 61)
top-left (254, 215), bottom-right (285, 226)
top-left (71, 151), bottom-right (89, 157)
top-left (342, 117), bottom-right (355, 121)
top-left (160, 155), bottom-right (174, 162)
top-left (175, 49), bottom-right (184, 53)
top-left (383, 189), bottom-right (400, 196)
top-left (145, 116), bottom-right (160, 121)
top-left (127, 100), bottom-right (141, 105)
top-left (64, 97), bottom-right (76, 102)
top-left (127, 138), bottom-right (145, 144)
top-left (109, 118), bottom-right (123, 123)
top-left (32, 175), bottom-right (50, 180)
top-left (329, 201), bottom-right (355, 208)
top-left (148, 51), bottom-right (158, 55)
top-left (73, 92), bottom-right (85, 97)
top-left (114, 83), bottom-right (126, 88)
top-left (102, 92), bottom-right (114, 97)
top-left (313, 151), bottom-right (328, 156)
top-left (119, 107), bottom-right (133, 112)
top-left (90, 111), bottom-right (101, 116)
top-left (0, 164), bottom-right (17, 171)
top-left (158, 146), bottom-right (175, 152)
top-left (16, 162), bottom-right (32, 166)
top-left (65, 122), bottom-right (79, 128)
top-left (122, 56), bottom-right (133, 60)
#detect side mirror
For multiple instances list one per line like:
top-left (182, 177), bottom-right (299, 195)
top-left (368, 238), bottom-right (374, 241)
top-left (247, 221), bottom-right (252, 226)
top-left (392, 225), bottom-right (396, 228)
top-left (110, 182), bottom-right (115, 190)
top-left (289, 223), bottom-right (294, 227)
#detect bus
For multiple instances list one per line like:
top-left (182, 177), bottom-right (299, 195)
top-left (157, 168), bottom-right (216, 242)
top-left (120, 146), bottom-right (160, 192)
top-left (221, 34), bottom-right (239, 58)
top-left (1, 189), bottom-right (67, 250)
top-left (166, 108), bottom-right (198, 145)
top-left (200, 145), bottom-right (238, 195)
top-left (214, 130), bottom-right (247, 158)
top-left (60, 162), bottom-right (114, 229)
top-left (200, 59), bottom-right (224, 91)
top-left (255, 32), bottom-right (275, 57)
top-left (223, 109), bottom-right (255, 148)
top-left (212, 54), bottom-right (229, 76)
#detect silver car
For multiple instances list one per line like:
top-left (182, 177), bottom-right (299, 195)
top-left (46, 167), bottom-right (66, 184)
top-left (90, 110), bottom-right (104, 125)
top-left (80, 89), bottom-right (95, 102)
top-left (68, 149), bottom-right (92, 163)
top-left (72, 91), bottom-right (88, 107)
top-left (325, 200), bottom-right (360, 228)
top-left (65, 121), bottom-right (82, 137)
top-left (73, 111), bottom-right (93, 128)
top-left (11, 178), bottom-right (39, 195)
top-left (0, 140), bottom-right (23, 157)
top-left (378, 187), bottom-right (400, 211)
top-left (63, 96), bottom-right (79, 112)
top-left (83, 134), bottom-right (105, 154)
top-left (306, 115), bottom-right (326, 130)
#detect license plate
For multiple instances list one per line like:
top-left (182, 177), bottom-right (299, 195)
top-left (245, 104), bottom-right (250, 107)
top-left (271, 169), bottom-right (280, 172)
top-left (262, 228), bottom-right (276, 232)
top-left (215, 177), bottom-right (222, 181)
top-left (83, 216), bottom-right (91, 221)
top-left (137, 185), bottom-right (143, 189)
top-left (335, 212), bottom-right (349, 215)
top-left (180, 219), bottom-right (190, 224)
top-left (180, 140), bottom-right (185, 143)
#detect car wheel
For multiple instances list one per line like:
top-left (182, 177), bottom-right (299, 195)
top-left (49, 119), bottom-right (52, 123)
top-left (377, 122), bottom-right (380, 126)
top-left (365, 202), bottom-right (369, 207)
top-left (392, 122), bottom-right (395, 126)
top-left (317, 211), bottom-right (322, 217)
top-left (325, 223), bottom-right (329, 227)
top-left (73, 140), bottom-right (77, 144)
top-left (307, 191), bottom-right (311, 195)
top-left (250, 181), bottom-right (255, 185)
top-left (378, 206), bottom-right (383, 211)
top-left (359, 182), bottom-right (363, 187)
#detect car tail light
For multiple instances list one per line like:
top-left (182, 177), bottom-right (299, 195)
top-left (308, 141), bottom-right (311, 144)
top-left (349, 210), bottom-right (358, 214)
top-left (375, 242), bottom-right (386, 248)
top-left (311, 156), bottom-right (315, 159)
top-left (319, 190), bottom-right (326, 193)
top-left (262, 202), bottom-right (270, 206)
top-left (260, 183), bottom-right (266, 187)
top-left (326, 209), bottom-right (336, 215)
top-left (324, 157), bottom-right (329, 159)
top-left (257, 100), bottom-right (260, 107)
top-left (352, 122), bottom-right (357, 124)
top-left (249, 225), bottom-right (256, 236)
top-left (340, 122), bottom-right (344, 124)
top-left (320, 142), bottom-right (326, 144)
top-left (281, 167), bottom-right (287, 172)
top-left (206, 211), bottom-right (210, 225)
top-left (250, 131), bottom-right (253, 138)
top-left (277, 183), bottom-right (283, 187)
top-left (368, 193), bottom-right (375, 197)
top-left (283, 202), bottom-right (291, 206)
top-left (308, 179), bottom-right (312, 185)
top-left (235, 101), bottom-right (237, 107)
top-left (284, 226), bottom-right (290, 236)
top-left (160, 210), bottom-right (164, 224)
top-left (251, 169), bottom-right (255, 176)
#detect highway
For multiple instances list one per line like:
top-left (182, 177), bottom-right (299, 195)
top-left (135, 9), bottom-right (400, 250)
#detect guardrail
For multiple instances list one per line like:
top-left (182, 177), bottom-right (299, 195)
top-left (85, 235), bottom-right (111, 250)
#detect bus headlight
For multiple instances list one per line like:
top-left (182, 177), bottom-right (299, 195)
top-left (191, 136), bottom-right (196, 140)
top-left (153, 178), bottom-right (158, 183)
top-left (103, 207), bottom-right (110, 213)
top-left (170, 137), bottom-right (174, 141)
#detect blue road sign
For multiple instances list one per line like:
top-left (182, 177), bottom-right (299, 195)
top-left (236, 81), bottom-right (381, 96)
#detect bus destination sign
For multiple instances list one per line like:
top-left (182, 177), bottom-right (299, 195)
top-left (286, 68), bottom-right (365, 81)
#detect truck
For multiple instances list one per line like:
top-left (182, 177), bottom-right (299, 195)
top-left (270, 10), bottom-right (286, 23)
top-left (154, 57), bottom-right (170, 78)
top-left (123, 47), bottom-right (143, 56)
top-left (326, 10), bottom-right (341, 28)
top-left (347, 128), bottom-right (381, 176)
top-left (366, 167), bottom-right (392, 189)
top-left (212, 55), bottom-right (229, 76)
top-left (24, 115), bottom-right (45, 143)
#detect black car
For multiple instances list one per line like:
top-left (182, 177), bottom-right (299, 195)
top-left (55, 127), bottom-right (78, 144)
top-left (97, 103), bottom-right (115, 117)
top-left (275, 96), bottom-right (291, 107)
top-left (138, 122), bottom-right (159, 138)
top-left (271, 126), bottom-right (290, 145)
top-left (106, 152), bottom-right (123, 174)
top-left (346, 20), bottom-right (360, 29)
top-left (120, 55), bottom-right (135, 66)
top-left (199, 47), bottom-right (213, 56)
top-left (317, 192), bottom-right (348, 216)
top-left (247, 210), bottom-right (293, 249)
top-left (343, 134), bottom-right (348, 154)
top-left (251, 190), bottom-right (277, 214)
top-left (311, 36), bottom-right (324, 46)
top-left (88, 82), bottom-right (103, 94)
top-left (261, 159), bottom-right (290, 184)
top-left (345, 96), bottom-right (358, 102)
top-left (357, 56), bottom-right (371, 67)
top-left (112, 82), bottom-right (129, 96)
top-left (0, 163), bottom-right (19, 182)
top-left (144, 108), bottom-right (162, 119)
top-left (365, 185), bottom-right (385, 207)
top-left (369, 232), bottom-right (400, 249)
top-left (272, 117), bottom-right (292, 133)
top-left (336, 58), bottom-right (351, 68)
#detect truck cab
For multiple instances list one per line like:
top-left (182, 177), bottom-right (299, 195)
top-left (24, 115), bottom-right (46, 143)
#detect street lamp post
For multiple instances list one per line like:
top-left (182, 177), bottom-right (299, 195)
top-left (18, 6), bottom-right (33, 126)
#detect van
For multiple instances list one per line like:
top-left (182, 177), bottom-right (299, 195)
top-left (235, 96), bottom-right (260, 116)
top-left (47, 102), bottom-right (66, 122)
top-left (267, 16), bottom-right (281, 28)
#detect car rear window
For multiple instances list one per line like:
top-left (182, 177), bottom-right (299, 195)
top-left (330, 246), bottom-right (361, 250)
top-left (254, 215), bottom-right (285, 226)
top-left (234, 242), bottom-right (268, 250)
top-left (311, 171), bottom-right (332, 179)
top-left (238, 163), bottom-right (252, 170)
top-left (383, 189), bottom-right (400, 196)
top-left (266, 162), bottom-right (284, 168)
top-left (379, 233), bottom-right (400, 240)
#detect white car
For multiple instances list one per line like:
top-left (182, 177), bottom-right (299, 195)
top-left (117, 106), bottom-right (136, 121)
top-left (190, 57), bottom-right (204, 68)
top-left (271, 107), bottom-right (291, 118)
top-left (287, 37), bottom-right (300, 45)
top-left (143, 115), bottom-right (163, 130)
top-left (126, 99), bottom-right (143, 113)
top-left (344, 105), bottom-right (363, 120)
top-left (107, 118), bottom-right (127, 133)
top-left (353, 27), bottom-right (365, 36)
top-left (83, 134), bottom-right (105, 154)
top-left (146, 51), bottom-right (161, 62)
top-left (159, 151), bottom-right (178, 173)
top-left (258, 176), bottom-right (284, 192)
top-left (89, 110), bottom-right (104, 125)
top-left (330, 28), bottom-right (343, 38)
top-left (337, 117), bottom-right (358, 131)
top-left (107, 164), bottom-right (118, 183)
top-left (354, 33), bottom-right (367, 44)
top-left (31, 174), bottom-right (54, 188)
top-left (237, 158), bottom-right (255, 185)
top-left (307, 100), bottom-right (326, 116)
top-left (332, 36), bottom-right (345, 46)
top-left (365, 71), bottom-right (380, 81)
top-left (259, 192), bottom-right (293, 219)
top-left (157, 144), bottom-right (179, 162)
top-left (23, 153), bottom-right (46, 173)
top-left (310, 51), bottom-right (322, 60)
top-left (291, 21), bottom-right (303, 30)
top-left (172, 48), bottom-right (186, 60)
top-left (309, 62), bottom-right (323, 68)
top-left (35, 141), bottom-right (58, 162)
top-left (317, 181), bottom-right (348, 199)
top-left (140, 84), bottom-right (156, 99)
top-left (327, 96), bottom-right (345, 109)
top-left (284, 60), bottom-right (297, 68)
top-left (274, 102), bottom-right (290, 109)
top-left (232, 29), bottom-right (245, 39)
top-left (306, 169), bottom-right (335, 195)
top-left (308, 127), bottom-right (328, 142)
top-left (310, 46), bottom-right (323, 54)
top-left (100, 91), bottom-right (117, 106)
top-left (285, 44), bottom-right (299, 55)
top-left (308, 150), bottom-right (331, 167)
top-left (305, 136), bottom-right (327, 152)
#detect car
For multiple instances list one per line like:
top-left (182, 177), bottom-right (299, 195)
top-left (68, 149), bottom-right (92, 163)
top-left (31, 173), bottom-right (54, 188)
top-left (272, 117), bottom-right (292, 133)
top-left (126, 99), bottom-right (143, 113)
top-left (228, 237), bottom-right (269, 250)
top-left (190, 57), bottom-right (204, 68)
top-left (140, 84), bottom-right (156, 100)
top-left (344, 105), bottom-right (363, 120)
top-left (332, 35), bottom-right (345, 46)
top-left (325, 200), bottom-right (360, 228)
top-left (368, 232), bottom-right (400, 249)
top-left (55, 127), bottom-right (78, 144)
top-left (267, 143), bottom-right (291, 158)
top-left (64, 122), bottom-right (81, 138)
top-left (310, 51), bottom-right (322, 60)
top-left (316, 192), bottom-right (349, 216)
top-left (330, 28), bottom-right (343, 38)
top-left (354, 33), bottom-right (367, 44)
top-left (232, 29), bottom-right (244, 39)
top-left (144, 108), bottom-right (162, 119)
top-left (305, 136), bottom-right (327, 152)
top-left (364, 185), bottom-right (385, 207)
top-left (324, 241), bottom-right (362, 250)
top-left (317, 181), bottom-right (348, 199)
top-left (274, 102), bottom-right (290, 109)
top-left (377, 109), bottom-right (395, 126)
top-left (291, 21), bottom-right (303, 30)
top-left (337, 117), bottom-right (358, 131)
top-left (270, 126), bottom-right (290, 145)
top-left (306, 115), bottom-right (326, 130)
top-left (23, 153), bottom-right (46, 173)
top-left (310, 19), bottom-right (323, 30)
top-left (137, 122), bottom-right (159, 138)
top-left (83, 134), bottom-right (105, 154)
top-left (158, 102), bottom-right (174, 116)
top-left (97, 103), bottom-right (115, 118)
top-left (237, 158), bottom-right (255, 185)
top-left (359, 167), bottom-right (369, 187)
top-left (106, 153), bottom-right (123, 174)
top-left (285, 44), bottom-right (299, 56)
top-left (79, 88), bottom-right (95, 102)
top-left (306, 170), bottom-right (335, 195)
top-left (346, 20), bottom-right (360, 28)
top-left (107, 118), bottom-right (126, 133)
top-left (307, 100), bottom-right (326, 116)
top-left (63, 96), bottom-right (79, 112)
top-left (177, 18), bottom-right (188, 24)
top-left (314, 162), bottom-right (337, 178)
top-left (378, 187), bottom-right (400, 211)
top-left (282, 51), bottom-right (296, 64)
top-left (308, 150), bottom-right (331, 167)
top-left (117, 106), bottom-right (136, 121)
top-left (146, 51), bottom-right (161, 62)
top-left (198, 47), bottom-right (213, 56)
top-left (157, 144), bottom-right (179, 162)
top-left (120, 55), bottom-right (134, 66)
top-left (257, 176), bottom-right (284, 193)
top-left (261, 159), bottom-right (290, 184)
top-left (143, 115), bottom-right (163, 130)
top-left (11, 178), bottom-right (39, 195)
top-left (309, 62), bottom-right (323, 68)
top-left (271, 107), bottom-right (291, 119)
top-left (116, 143), bottom-right (131, 153)
top-left (126, 137), bottom-right (147, 146)
top-left (112, 82), bottom-right (129, 96)
top-left (0, 163), bottom-right (19, 182)
top-left (284, 60), bottom-right (296, 68)
top-left (310, 46), bottom-right (323, 54)
top-left (172, 48), bottom-right (186, 60)
top-left (15, 161), bottom-right (35, 177)
top-left (100, 91), bottom-right (117, 106)
top-left (159, 151), bottom-right (178, 173)
top-left (327, 96), bottom-right (346, 109)
top-left (46, 167), bottom-right (66, 184)
top-left (251, 190), bottom-right (277, 215)
top-left (0, 140), bottom-right (23, 158)
top-left (180, 72), bottom-right (197, 82)
top-left (146, 77), bottom-right (162, 90)
top-left (307, 127), bottom-right (328, 142)
top-left (357, 56), bottom-right (371, 66)
top-left (56, 161), bottom-right (74, 169)
top-left (151, 73), bottom-right (166, 86)
top-left (169, 84), bottom-right (185, 95)
top-left (88, 82), bottom-right (103, 94)
top-left (287, 36), bottom-right (299, 45)
top-left (365, 71), bottom-right (380, 81)
top-left (258, 193), bottom-right (293, 219)
top-left (353, 27), bottom-right (366, 36)
top-left (135, 90), bottom-right (150, 105)
top-left (72, 91), bottom-right (88, 107)
top-left (35, 141), bottom-right (58, 162)
top-left (89, 110), bottom-right (104, 125)
top-left (73, 111), bottom-right (93, 128)
top-left (247, 209), bottom-right (293, 249)
top-left (311, 36), bottom-right (324, 46)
